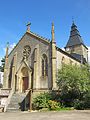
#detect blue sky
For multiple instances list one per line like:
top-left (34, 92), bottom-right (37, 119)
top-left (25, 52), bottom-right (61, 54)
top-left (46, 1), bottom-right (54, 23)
top-left (0, 0), bottom-right (90, 60)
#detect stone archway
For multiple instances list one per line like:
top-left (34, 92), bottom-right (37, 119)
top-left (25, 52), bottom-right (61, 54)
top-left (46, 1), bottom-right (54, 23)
top-left (21, 67), bottom-right (29, 92)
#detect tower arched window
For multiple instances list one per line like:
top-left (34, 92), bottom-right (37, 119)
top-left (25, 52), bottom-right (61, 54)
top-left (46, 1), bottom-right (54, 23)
top-left (42, 54), bottom-right (48, 77)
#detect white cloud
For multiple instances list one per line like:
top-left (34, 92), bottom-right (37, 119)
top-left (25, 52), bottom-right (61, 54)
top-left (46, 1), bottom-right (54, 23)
top-left (9, 43), bottom-right (16, 53)
top-left (3, 43), bottom-right (16, 54)
top-left (61, 47), bottom-right (65, 51)
top-left (0, 43), bottom-right (16, 66)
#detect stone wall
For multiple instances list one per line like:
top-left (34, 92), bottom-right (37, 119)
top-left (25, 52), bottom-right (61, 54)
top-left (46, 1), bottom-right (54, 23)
top-left (56, 49), bottom-right (81, 70)
top-left (5, 32), bottom-right (52, 90)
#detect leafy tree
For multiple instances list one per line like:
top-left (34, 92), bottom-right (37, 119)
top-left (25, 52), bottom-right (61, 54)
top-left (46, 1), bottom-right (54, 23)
top-left (56, 64), bottom-right (90, 107)
top-left (57, 64), bottom-right (90, 92)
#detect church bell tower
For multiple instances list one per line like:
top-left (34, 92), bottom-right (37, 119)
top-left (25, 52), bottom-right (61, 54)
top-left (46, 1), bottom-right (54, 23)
top-left (65, 22), bottom-right (88, 63)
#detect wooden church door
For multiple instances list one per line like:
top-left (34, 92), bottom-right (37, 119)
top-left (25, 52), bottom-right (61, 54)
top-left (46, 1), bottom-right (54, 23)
top-left (23, 77), bottom-right (29, 92)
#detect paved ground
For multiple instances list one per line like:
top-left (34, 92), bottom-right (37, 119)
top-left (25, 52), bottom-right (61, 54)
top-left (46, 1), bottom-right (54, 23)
top-left (0, 110), bottom-right (90, 120)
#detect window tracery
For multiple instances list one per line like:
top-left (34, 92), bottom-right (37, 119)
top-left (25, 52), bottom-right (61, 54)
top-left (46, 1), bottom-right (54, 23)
top-left (23, 45), bottom-right (31, 60)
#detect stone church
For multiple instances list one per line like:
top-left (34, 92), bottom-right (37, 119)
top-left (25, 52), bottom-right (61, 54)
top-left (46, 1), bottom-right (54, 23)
top-left (0, 22), bottom-right (88, 111)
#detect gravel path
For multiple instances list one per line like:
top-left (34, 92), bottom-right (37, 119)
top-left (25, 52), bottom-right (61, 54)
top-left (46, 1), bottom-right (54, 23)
top-left (0, 110), bottom-right (90, 120)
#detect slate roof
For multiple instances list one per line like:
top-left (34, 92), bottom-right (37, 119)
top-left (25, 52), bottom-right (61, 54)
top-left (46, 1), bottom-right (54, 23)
top-left (70, 53), bottom-right (86, 64)
top-left (56, 47), bottom-right (81, 63)
top-left (65, 22), bottom-right (87, 49)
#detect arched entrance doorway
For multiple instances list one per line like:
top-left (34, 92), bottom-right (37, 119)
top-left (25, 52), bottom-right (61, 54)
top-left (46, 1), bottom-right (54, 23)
top-left (21, 67), bottom-right (29, 92)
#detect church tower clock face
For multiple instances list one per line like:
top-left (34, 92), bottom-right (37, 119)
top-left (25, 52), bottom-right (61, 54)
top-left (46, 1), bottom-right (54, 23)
top-left (23, 45), bottom-right (31, 60)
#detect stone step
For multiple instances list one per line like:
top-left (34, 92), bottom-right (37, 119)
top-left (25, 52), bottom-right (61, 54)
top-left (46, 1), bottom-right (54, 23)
top-left (6, 108), bottom-right (21, 112)
top-left (6, 92), bottom-right (28, 112)
top-left (9, 98), bottom-right (25, 102)
top-left (8, 104), bottom-right (20, 107)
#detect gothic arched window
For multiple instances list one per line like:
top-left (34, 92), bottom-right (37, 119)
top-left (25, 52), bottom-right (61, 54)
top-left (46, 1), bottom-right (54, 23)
top-left (42, 54), bottom-right (48, 77)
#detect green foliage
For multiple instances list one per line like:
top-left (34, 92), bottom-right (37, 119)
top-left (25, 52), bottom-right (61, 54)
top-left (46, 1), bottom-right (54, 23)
top-left (48, 100), bottom-right (61, 110)
top-left (57, 64), bottom-right (90, 92)
top-left (56, 64), bottom-right (90, 108)
top-left (59, 88), bottom-right (80, 107)
top-left (74, 100), bottom-right (85, 110)
top-left (74, 91), bottom-right (90, 109)
top-left (33, 64), bottom-right (90, 110)
top-left (33, 92), bottom-right (61, 110)
top-left (53, 107), bottom-right (74, 111)
top-left (33, 92), bottom-right (51, 110)
top-left (83, 91), bottom-right (90, 108)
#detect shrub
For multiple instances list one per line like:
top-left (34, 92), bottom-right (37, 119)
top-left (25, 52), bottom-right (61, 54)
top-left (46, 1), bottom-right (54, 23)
top-left (74, 91), bottom-right (90, 110)
top-left (74, 99), bottom-right (85, 110)
top-left (48, 100), bottom-right (61, 110)
top-left (33, 92), bottom-right (61, 110)
top-left (58, 88), bottom-right (81, 107)
top-left (83, 91), bottom-right (90, 109)
top-left (33, 92), bottom-right (51, 110)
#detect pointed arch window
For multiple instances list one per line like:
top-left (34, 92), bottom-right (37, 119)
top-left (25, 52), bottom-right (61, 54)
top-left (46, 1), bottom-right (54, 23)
top-left (42, 54), bottom-right (48, 77)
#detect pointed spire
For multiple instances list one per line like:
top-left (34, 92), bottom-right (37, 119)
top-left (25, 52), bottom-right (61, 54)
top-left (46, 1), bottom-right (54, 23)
top-left (51, 22), bottom-right (55, 42)
top-left (65, 22), bottom-right (84, 48)
top-left (6, 42), bottom-right (9, 58)
top-left (72, 16), bottom-right (75, 24)
top-left (51, 22), bottom-right (57, 89)
top-left (71, 22), bottom-right (80, 37)
top-left (26, 22), bottom-right (31, 32)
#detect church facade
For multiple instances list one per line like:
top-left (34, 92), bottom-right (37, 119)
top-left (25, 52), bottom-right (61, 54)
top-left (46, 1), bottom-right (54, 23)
top-left (0, 22), bottom-right (88, 111)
